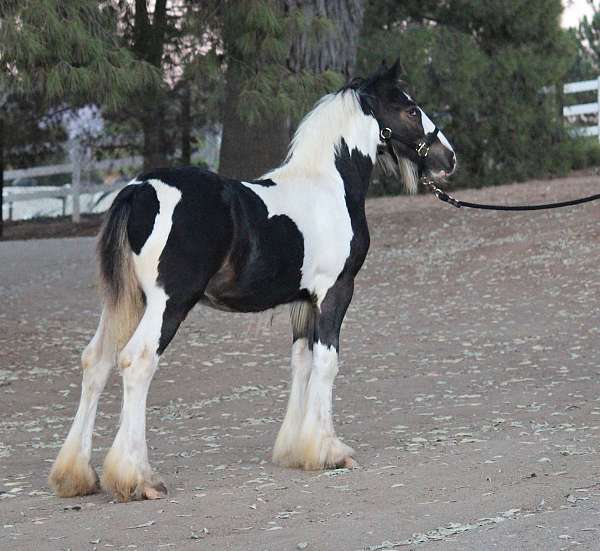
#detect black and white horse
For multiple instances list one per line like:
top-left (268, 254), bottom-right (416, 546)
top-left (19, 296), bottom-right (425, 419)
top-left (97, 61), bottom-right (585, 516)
top-left (49, 60), bottom-right (456, 502)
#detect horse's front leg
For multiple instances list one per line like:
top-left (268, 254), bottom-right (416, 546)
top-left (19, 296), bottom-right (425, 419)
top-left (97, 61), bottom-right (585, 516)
top-left (297, 277), bottom-right (355, 470)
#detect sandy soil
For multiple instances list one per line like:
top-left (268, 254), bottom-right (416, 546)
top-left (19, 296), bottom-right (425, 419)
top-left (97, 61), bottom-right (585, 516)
top-left (0, 174), bottom-right (599, 551)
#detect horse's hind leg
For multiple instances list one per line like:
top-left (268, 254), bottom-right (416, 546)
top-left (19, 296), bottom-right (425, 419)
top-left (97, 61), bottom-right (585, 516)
top-left (101, 292), bottom-right (192, 502)
top-left (49, 309), bottom-right (115, 497)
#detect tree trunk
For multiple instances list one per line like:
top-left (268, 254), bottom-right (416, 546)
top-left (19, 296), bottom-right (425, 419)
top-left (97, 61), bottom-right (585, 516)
top-left (134, 0), bottom-right (169, 170)
top-left (180, 80), bottom-right (192, 166)
top-left (219, 0), bottom-right (365, 179)
top-left (284, 0), bottom-right (365, 77)
top-left (219, 62), bottom-right (290, 179)
top-left (141, 105), bottom-right (166, 171)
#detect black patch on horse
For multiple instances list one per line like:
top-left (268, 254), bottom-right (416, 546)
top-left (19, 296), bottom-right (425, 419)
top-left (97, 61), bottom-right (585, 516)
top-left (127, 183), bottom-right (159, 255)
top-left (204, 182), bottom-right (305, 312)
top-left (335, 139), bottom-right (372, 276)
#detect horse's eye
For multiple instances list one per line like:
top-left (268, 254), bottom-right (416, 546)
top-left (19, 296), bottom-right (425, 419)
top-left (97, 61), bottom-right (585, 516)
top-left (407, 107), bottom-right (419, 117)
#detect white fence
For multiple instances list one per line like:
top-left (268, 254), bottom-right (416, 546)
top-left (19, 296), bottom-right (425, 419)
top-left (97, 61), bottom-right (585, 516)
top-left (562, 77), bottom-right (600, 141)
top-left (3, 156), bottom-right (142, 222)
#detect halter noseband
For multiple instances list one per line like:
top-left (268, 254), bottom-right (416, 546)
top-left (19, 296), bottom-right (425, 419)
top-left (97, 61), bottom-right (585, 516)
top-left (379, 125), bottom-right (440, 161)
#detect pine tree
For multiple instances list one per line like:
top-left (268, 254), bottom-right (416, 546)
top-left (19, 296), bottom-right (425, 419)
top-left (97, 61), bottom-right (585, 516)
top-left (570, 2), bottom-right (600, 79)
top-left (113, 0), bottom-right (179, 170)
top-left (217, 0), bottom-right (365, 179)
top-left (359, 0), bottom-right (575, 189)
top-left (0, 0), bottom-right (159, 236)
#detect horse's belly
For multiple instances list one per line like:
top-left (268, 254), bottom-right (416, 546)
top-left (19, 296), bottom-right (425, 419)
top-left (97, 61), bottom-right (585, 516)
top-left (203, 216), bottom-right (306, 312)
top-left (203, 258), bottom-right (305, 312)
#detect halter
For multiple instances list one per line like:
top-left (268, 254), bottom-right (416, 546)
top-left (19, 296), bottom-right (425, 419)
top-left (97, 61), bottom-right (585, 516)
top-left (379, 126), bottom-right (439, 158)
top-left (378, 124), bottom-right (440, 175)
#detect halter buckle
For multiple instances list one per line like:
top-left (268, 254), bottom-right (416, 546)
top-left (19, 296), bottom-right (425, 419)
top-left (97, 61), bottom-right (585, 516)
top-left (416, 141), bottom-right (430, 158)
top-left (380, 127), bottom-right (392, 141)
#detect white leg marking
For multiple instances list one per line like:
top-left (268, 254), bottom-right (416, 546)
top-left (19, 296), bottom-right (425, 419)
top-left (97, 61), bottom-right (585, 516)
top-left (49, 310), bottom-right (114, 496)
top-left (297, 343), bottom-right (354, 469)
top-left (102, 290), bottom-right (167, 501)
top-left (273, 338), bottom-right (312, 466)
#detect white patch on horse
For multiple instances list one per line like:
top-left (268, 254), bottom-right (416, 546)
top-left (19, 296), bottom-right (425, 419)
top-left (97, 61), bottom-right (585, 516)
top-left (419, 108), bottom-right (454, 151)
top-left (246, 91), bottom-right (375, 305)
top-left (132, 179), bottom-right (182, 290)
top-left (273, 338), bottom-right (313, 466)
top-left (296, 342), bottom-right (354, 468)
top-left (48, 309), bottom-right (114, 497)
top-left (266, 90), bottom-right (379, 177)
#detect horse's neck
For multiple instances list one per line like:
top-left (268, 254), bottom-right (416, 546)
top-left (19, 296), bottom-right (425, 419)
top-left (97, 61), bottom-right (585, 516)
top-left (265, 135), bottom-right (376, 205)
top-left (265, 148), bottom-right (374, 206)
top-left (264, 91), bottom-right (378, 200)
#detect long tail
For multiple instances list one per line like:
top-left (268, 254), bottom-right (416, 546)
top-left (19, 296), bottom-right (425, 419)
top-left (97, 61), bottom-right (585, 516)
top-left (97, 185), bottom-right (145, 351)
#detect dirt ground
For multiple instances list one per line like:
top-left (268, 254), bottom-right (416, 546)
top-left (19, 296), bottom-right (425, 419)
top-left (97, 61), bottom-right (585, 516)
top-left (1, 213), bottom-right (104, 241)
top-left (1, 174), bottom-right (599, 551)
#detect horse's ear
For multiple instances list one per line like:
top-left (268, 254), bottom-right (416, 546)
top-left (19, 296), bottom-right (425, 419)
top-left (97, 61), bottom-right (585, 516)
top-left (389, 57), bottom-right (405, 80)
top-left (374, 59), bottom-right (388, 77)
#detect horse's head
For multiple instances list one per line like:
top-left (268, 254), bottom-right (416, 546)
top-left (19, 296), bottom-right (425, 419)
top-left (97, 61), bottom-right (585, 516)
top-left (356, 58), bottom-right (456, 192)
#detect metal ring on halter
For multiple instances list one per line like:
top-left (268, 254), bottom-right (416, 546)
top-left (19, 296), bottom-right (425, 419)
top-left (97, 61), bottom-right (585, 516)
top-left (416, 141), bottom-right (430, 158)
top-left (380, 127), bottom-right (392, 141)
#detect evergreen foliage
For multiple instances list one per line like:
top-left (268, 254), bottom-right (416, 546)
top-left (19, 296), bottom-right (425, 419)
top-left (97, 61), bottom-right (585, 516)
top-left (213, 0), bottom-right (347, 125)
top-left (216, 0), bottom-right (363, 178)
top-left (0, 0), bottom-right (158, 109)
top-left (0, 0), bottom-right (160, 235)
top-left (567, 1), bottom-right (600, 81)
top-left (359, 0), bottom-right (579, 190)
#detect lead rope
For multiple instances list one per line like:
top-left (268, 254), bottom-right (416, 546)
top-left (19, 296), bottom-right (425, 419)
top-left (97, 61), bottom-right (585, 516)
top-left (422, 178), bottom-right (600, 211)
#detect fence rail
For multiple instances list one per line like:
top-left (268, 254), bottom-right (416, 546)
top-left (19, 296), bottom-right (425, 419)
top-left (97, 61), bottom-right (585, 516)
top-left (562, 76), bottom-right (600, 140)
top-left (3, 155), bottom-right (142, 222)
top-left (4, 156), bottom-right (142, 182)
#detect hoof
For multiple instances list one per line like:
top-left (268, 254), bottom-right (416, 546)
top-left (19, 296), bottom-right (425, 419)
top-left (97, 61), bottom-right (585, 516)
top-left (274, 433), bottom-right (356, 471)
top-left (141, 480), bottom-right (168, 501)
top-left (310, 436), bottom-right (355, 471)
top-left (101, 470), bottom-right (167, 502)
top-left (49, 452), bottom-right (100, 498)
top-left (101, 449), bottom-right (166, 502)
top-left (332, 456), bottom-right (358, 470)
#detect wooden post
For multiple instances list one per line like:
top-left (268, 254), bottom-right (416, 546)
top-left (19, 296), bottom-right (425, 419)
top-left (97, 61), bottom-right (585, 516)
top-left (71, 142), bottom-right (81, 223)
top-left (597, 76), bottom-right (600, 143)
top-left (556, 83), bottom-right (563, 129)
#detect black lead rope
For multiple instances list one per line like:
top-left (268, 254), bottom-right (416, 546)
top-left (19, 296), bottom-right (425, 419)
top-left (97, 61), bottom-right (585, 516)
top-left (378, 124), bottom-right (600, 211)
top-left (422, 179), bottom-right (600, 211)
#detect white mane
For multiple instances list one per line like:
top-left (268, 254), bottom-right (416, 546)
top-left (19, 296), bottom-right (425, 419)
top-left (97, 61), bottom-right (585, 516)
top-left (263, 90), bottom-right (379, 181)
